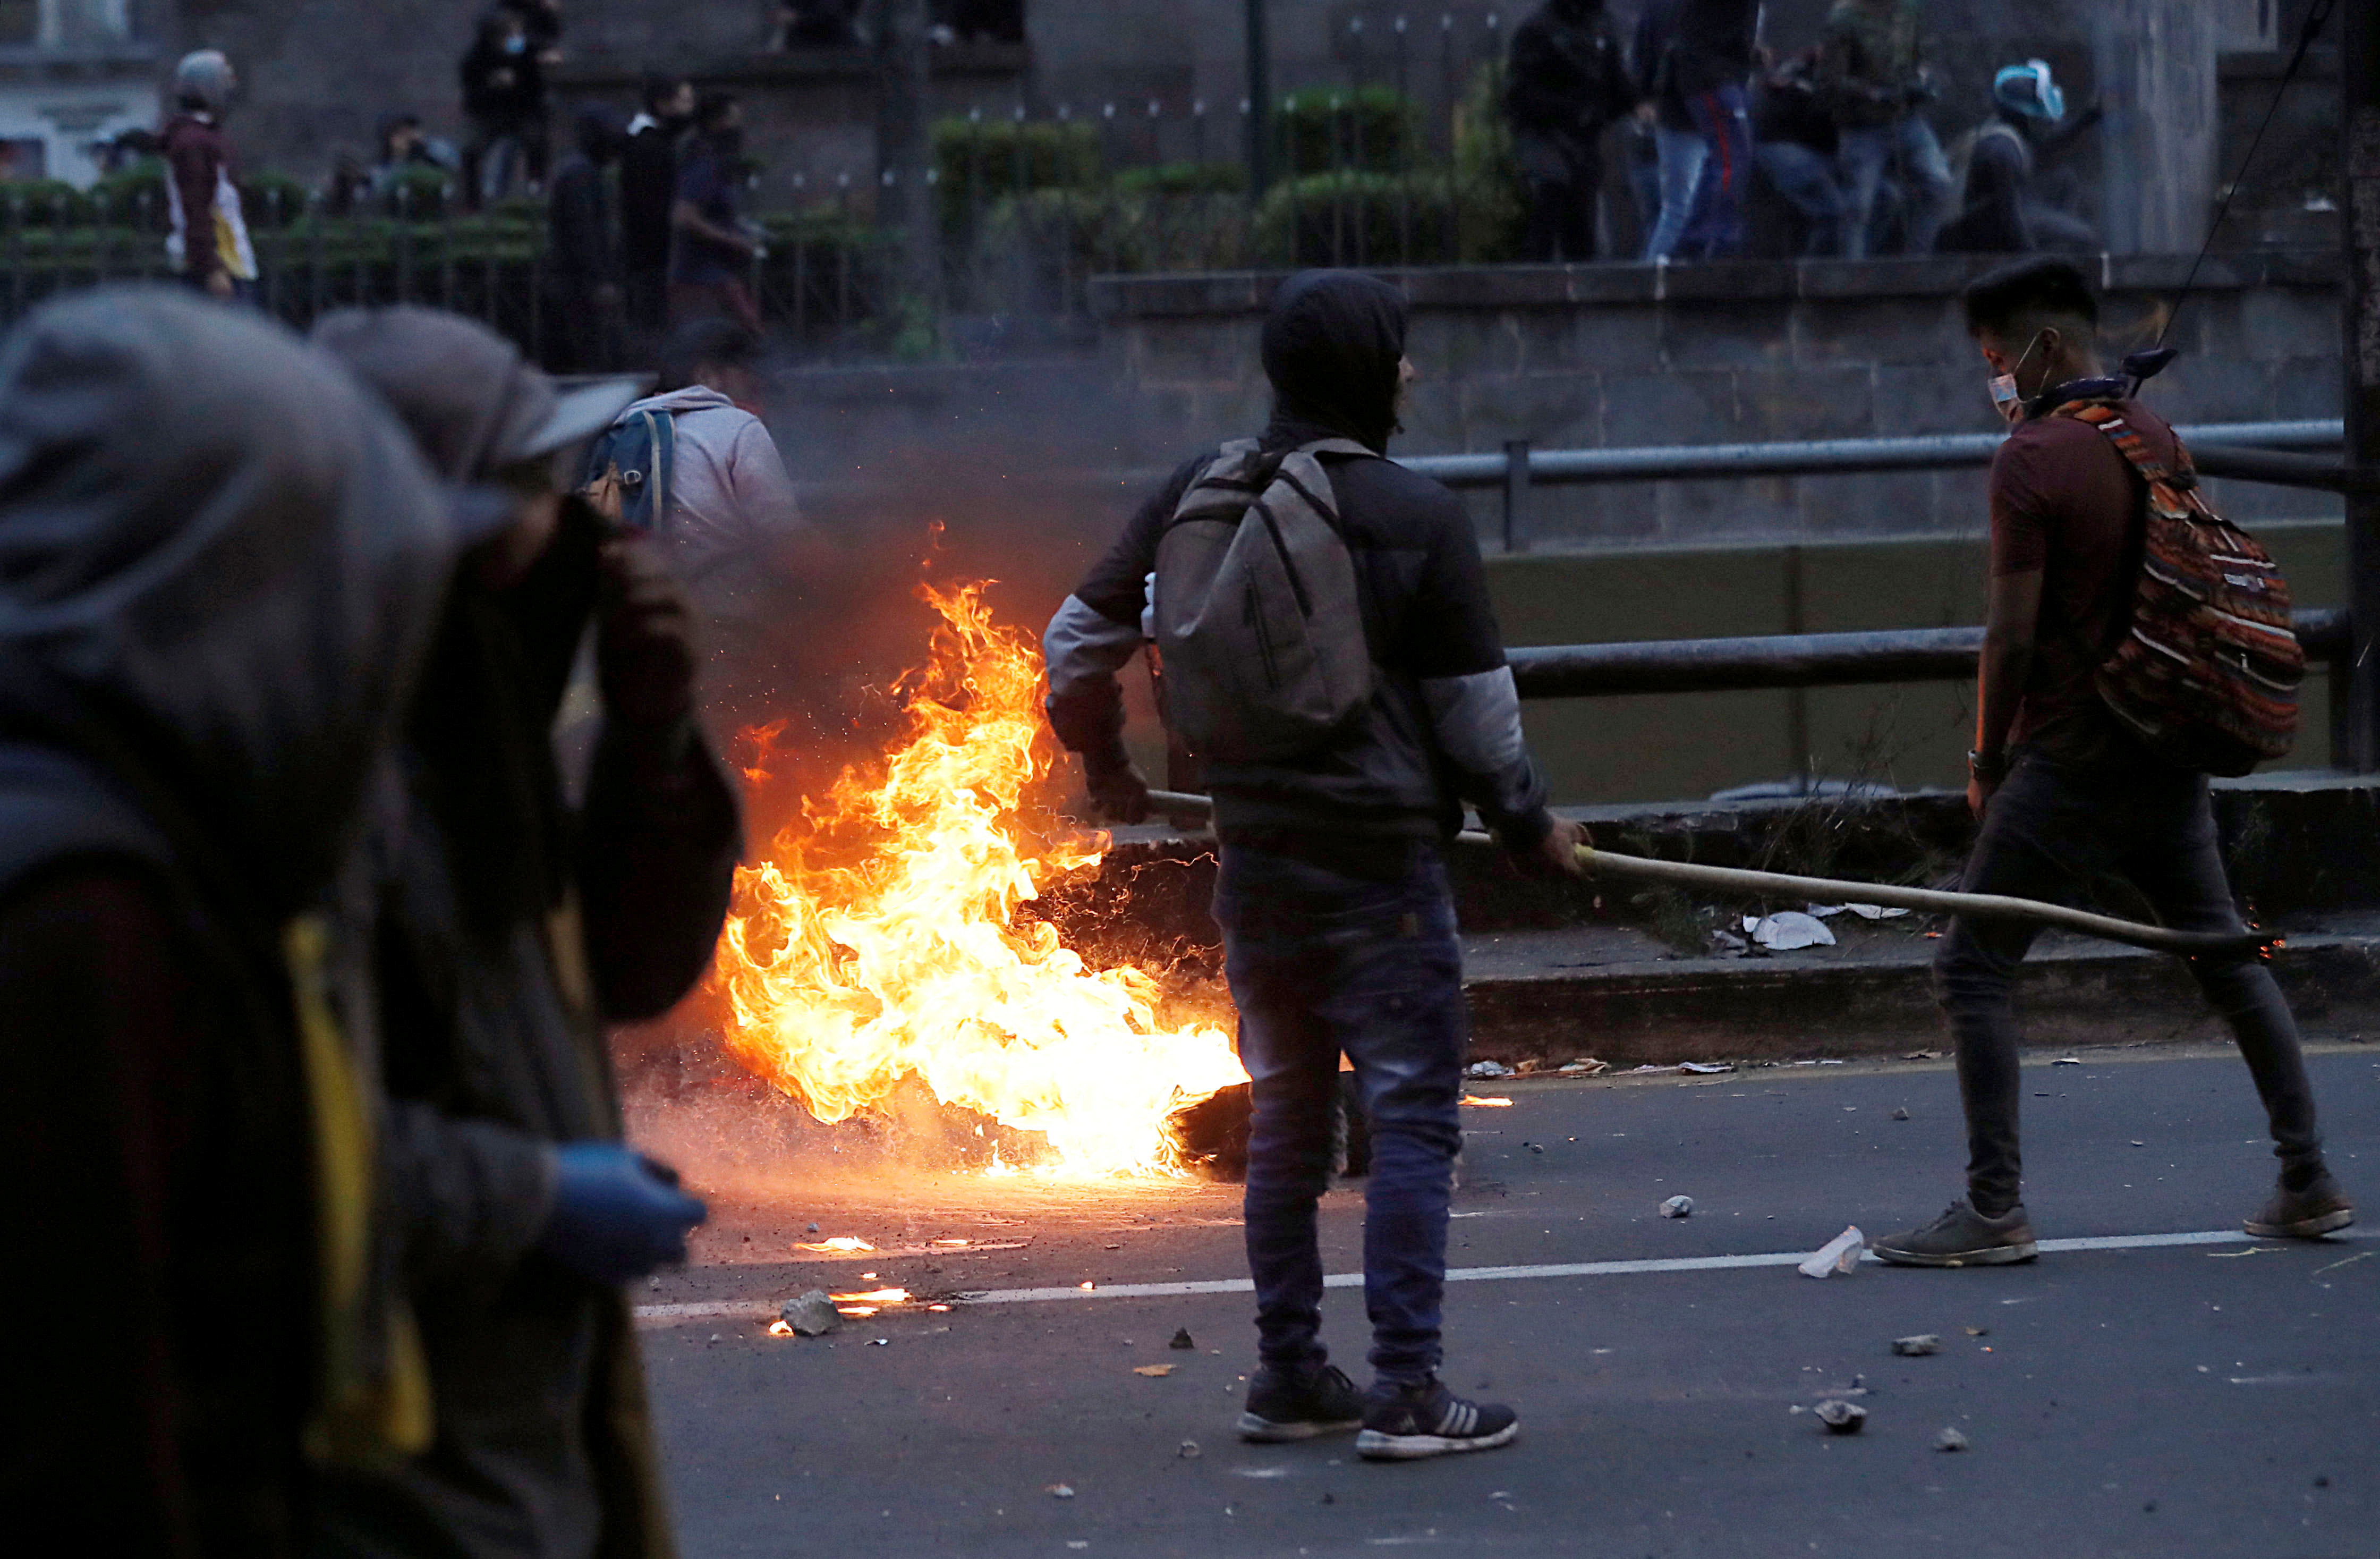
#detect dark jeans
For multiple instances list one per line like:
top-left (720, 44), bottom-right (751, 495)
top-left (1515, 132), bottom-right (1602, 262)
top-left (1936, 751), bottom-right (2325, 1214)
top-left (1213, 840), bottom-right (1466, 1385)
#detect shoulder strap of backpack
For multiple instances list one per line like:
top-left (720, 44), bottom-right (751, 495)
top-left (2051, 399), bottom-right (2203, 514)
top-left (639, 409), bottom-right (676, 532)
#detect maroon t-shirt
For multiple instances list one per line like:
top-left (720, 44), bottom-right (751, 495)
top-left (1988, 398), bottom-right (2170, 757)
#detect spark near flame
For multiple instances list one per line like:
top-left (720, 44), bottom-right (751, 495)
top-left (713, 580), bottom-right (1245, 1176)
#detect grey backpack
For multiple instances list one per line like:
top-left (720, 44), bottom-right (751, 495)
top-left (1153, 437), bottom-right (1376, 762)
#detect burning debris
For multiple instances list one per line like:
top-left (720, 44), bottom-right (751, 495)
top-left (712, 582), bottom-right (1245, 1176)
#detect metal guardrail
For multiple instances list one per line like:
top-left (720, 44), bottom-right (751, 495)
top-left (1505, 608), bottom-right (2350, 699)
top-left (1396, 420), bottom-right (2344, 490)
top-left (1383, 420), bottom-right (2348, 552)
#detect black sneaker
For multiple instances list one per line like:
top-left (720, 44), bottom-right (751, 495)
top-left (1355, 1378), bottom-right (1518, 1461)
top-left (2245, 1172), bottom-right (2355, 1238)
top-left (1237, 1363), bottom-right (1364, 1443)
top-left (1871, 1199), bottom-right (2039, 1267)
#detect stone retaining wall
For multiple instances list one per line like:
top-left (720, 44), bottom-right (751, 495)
top-left (1093, 251), bottom-right (2345, 549)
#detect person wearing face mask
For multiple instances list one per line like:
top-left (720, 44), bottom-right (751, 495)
top-left (308, 308), bottom-right (741, 1559)
top-left (458, 5), bottom-right (548, 208)
top-left (1870, 258), bottom-right (2351, 1269)
top-left (1043, 271), bottom-right (1588, 1462)
top-left (669, 92), bottom-right (760, 332)
top-left (1937, 59), bottom-right (2101, 256)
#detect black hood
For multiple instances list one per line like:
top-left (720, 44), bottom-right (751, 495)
top-left (1261, 269), bottom-right (1408, 454)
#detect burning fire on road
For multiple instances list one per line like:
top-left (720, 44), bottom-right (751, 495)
top-left (711, 581), bottom-right (1245, 1177)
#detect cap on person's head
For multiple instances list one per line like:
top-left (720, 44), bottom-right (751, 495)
top-left (1261, 269), bottom-right (1409, 454)
top-left (1993, 59), bottom-right (2065, 122)
top-left (310, 306), bottom-right (643, 482)
top-left (174, 49), bottom-right (235, 113)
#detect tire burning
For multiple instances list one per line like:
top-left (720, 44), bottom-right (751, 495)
top-left (712, 581), bottom-right (1245, 1176)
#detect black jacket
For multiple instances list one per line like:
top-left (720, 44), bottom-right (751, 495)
top-left (618, 117), bottom-right (680, 272)
top-left (1507, 0), bottom-right (1633, 145)
top-left (547, 152), bottom-right (613, 282)
top-left (1635, 0), bottom-right (1760, 124)
top-left (1044, 270), bottom-right (1555, 855)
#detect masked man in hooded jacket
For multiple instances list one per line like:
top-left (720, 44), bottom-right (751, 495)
top-left (309, 308), bottom-right (740, 1559)
top-left (0, 287), bottom-right (473, 1555)
top-left (1044, 270), bottom-right (1588, 1462)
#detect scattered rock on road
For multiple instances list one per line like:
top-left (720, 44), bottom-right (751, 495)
top-left (1660, 1196), bottom-right (1695, 1218)
top-left (1814, 1400), bottom-right (1867, 1435)
top-left (1935, 1427), bottom-right (1970, 1452)
top-left (1466, 1060), bottom-right (1514, 1079)
top-left (1178, 1441), bottom-right (1201, 1460)
top-left (779, 1291), bottom-right (841, 1337)
top-left (1892, 1335), bottom-right (1943, 1357)
top-left (1046, 1484), bottom-right (1075, 1498)
top-left (1891, 1107), bottom-right (1911, 1121)
top-left (1170, 1328), bottom-right (1196, 1350)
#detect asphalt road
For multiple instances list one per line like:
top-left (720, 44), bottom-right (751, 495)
top-left (635, 1044), bottom-right (2380, 1558)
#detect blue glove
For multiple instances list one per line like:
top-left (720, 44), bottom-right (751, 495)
top-left (536, 1142), bottom-right (708, 1285)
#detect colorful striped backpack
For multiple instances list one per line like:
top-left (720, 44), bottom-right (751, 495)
top-left (2054, 399), bottom-right (2303, 776)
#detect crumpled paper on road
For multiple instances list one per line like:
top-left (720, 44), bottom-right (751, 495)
top-left (1798, 1225), bottom-right (1866, 1278)
top-left (1744, 911), bottom-right (1837, 951)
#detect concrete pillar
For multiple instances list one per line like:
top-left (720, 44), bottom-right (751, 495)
top-left (2340, 0), bottom-right (2380, 770)
top-left (2092, 0), bottom-right (2221, 254)
top-left (873, 0), bottom-right (939, 312)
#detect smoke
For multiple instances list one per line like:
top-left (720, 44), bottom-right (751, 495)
top-left (615, 349), bottom-right (1228, 1181)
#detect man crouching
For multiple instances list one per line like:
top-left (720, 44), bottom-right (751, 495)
top-left (1042, 270), bottom-right (1587, 1461)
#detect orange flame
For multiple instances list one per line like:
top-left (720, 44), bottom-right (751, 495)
top-left (712, 580), bottom-right (1245, 1176)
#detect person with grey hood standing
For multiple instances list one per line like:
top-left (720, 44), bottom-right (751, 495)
top-left (1043, 270), bottom-right (1589, 1462)
top-left (0, 288), bottom-right (470, 1555)
top-left (162, 49), bottom-right (258, 300)
top-left (309, 306), bottom-right (738, 1559)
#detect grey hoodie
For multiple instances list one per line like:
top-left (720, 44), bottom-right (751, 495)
top-left (0, 285), bottom-right (459, 913)
top-left (609, 384), bottom-right (801, 615)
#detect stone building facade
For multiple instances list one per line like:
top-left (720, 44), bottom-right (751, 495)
top-left (134, 0), bottom-right (2333, 250)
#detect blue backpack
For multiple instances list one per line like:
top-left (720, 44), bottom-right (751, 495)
top-left (585, 408), bottom-right (676, 534)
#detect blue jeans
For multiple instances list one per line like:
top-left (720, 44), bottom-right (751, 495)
top-left (1838, 115), bottom-right (1951, 258)
top-left (1213, 841), bottom-right (1467, 1386)
top-left (1755, 140), bottom-right (1848, 257)
top-left (1645, 86), bottom-right (1753, 261)
top-left (1644, 122), bottom-right (1708, 261)
top-left (1936, 749), bottom-right (2324, 1214)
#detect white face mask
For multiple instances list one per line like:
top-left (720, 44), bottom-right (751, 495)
top-left (1988, 332), bottom-right (2047, 426)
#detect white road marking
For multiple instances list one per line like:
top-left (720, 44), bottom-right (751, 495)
top-left (634, 1227), bottom-right (2365, 1322)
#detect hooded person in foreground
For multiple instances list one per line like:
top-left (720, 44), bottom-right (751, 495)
top-left (0, 287), bottom-right (469, 1554)
top-left (309, 307), bottom-right (740, 1558)
top-left (1043, 270), bottom-right (1588, 1462)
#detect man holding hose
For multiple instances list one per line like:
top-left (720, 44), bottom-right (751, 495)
top-left (1043, 270), bottom-right (1587, 1460)
top-left (1874, 258), bottom-right (2352, 1267)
